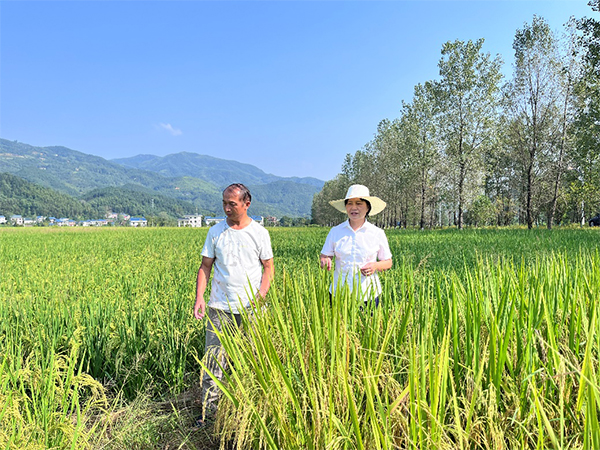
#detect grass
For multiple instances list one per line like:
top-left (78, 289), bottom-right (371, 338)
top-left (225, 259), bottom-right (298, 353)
top-left (0, 226), bottom-right (599, 448)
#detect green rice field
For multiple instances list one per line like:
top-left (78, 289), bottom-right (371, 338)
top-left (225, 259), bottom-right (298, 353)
top-left (1, 226), bottom-right (600, 449)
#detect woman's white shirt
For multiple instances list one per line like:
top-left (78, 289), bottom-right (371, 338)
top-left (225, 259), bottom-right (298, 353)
top-left (320, 220), bottom-right (392, 300)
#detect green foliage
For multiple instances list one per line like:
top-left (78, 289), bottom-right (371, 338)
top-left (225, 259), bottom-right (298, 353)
top-left (311, 174), bottom-right (350, 226)
top-left (465, 195), bottom-right (497, 226)
top-left (2, 227), bottom-right (600, 448)
top-left (0, 172), bottom-right (94, 218)
top-left (81, 185), bottom-right (203, 218)
top-left (247, 180), bottom-right (320, 218)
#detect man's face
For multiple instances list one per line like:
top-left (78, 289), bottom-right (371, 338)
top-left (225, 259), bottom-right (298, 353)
top-left (222, 189), bottom-right (250, 220)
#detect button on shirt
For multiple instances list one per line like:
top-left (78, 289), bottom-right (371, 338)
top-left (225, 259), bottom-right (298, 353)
top-left (320, 220), bottom-right (392, 300)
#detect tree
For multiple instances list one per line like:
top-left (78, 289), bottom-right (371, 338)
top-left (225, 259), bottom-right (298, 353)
top-left (504, 16), bottom-right (565, 229)
top-left (571, 0), bottom-right (600, 220)
top-left (436, 39), bottom-right (503, 229)
top-left (545, 20), bottom-right (582, 228)
top-left (465, 195), bottom-right (497, 227)
top-left (398, 83), bottom-right (440, 229)
top-left (311, 174), bottom-right (349, 226)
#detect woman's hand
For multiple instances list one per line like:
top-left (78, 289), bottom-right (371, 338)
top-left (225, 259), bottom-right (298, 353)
top-left (360, 262), bottom-right (377, 277)
top-left (320, 254), bottom-right (333, 271)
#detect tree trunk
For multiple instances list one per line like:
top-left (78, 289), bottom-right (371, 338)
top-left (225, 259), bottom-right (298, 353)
top-left (548, 80), bottom-right (570, 229)
top-left (526, 157), bottom-right (534, 230)
top-left (458, 160), bottom-right (465, 230)
top-left (420, 168), bottom-right (426, 230)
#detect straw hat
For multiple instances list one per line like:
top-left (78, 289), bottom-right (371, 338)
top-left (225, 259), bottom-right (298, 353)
top-left (329, 185), bottom-right (387, 216)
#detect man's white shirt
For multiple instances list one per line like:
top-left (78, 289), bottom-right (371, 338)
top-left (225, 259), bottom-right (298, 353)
top-left (202, 220), bottom-right (273, 313)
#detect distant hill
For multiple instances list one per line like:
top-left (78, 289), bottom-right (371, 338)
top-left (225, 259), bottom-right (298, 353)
top-left (112, 152), bottom-right (324, 188)
top-left (0, 172), bottom-right (94, 218)
top-left (0, 172), bottom-right (202, 220)
top-left (0, 139), bottom-right (218, 198)
top-left (0, 139), bottom-right (323, 217)
top-left (81, 185), bottom-right (203, 218)
top-left (246, 180), bottom-right (322, 218)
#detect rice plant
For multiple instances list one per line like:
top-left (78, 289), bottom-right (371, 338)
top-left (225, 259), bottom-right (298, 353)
top-left (1, 226), bottom-right (599, 449)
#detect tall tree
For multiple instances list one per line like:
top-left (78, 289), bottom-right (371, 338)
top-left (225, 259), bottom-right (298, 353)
top-left (546, 20), bottom-right (582, 228)
top-left (436, 38), bottom-right (503, 229)
top-left (571, 0), bottom-right (600, 221)
top-left (505, 16), bottom-right (563, 229)
top-left (400, 83), bottom-right (439, 229)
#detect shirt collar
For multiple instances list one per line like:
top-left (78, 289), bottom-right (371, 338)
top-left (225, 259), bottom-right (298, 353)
top-left (344, 219), bottom-right (369, 232)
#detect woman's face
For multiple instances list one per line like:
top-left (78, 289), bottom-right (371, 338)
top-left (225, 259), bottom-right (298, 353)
top-left (345, 198), bottom-right (368, 222)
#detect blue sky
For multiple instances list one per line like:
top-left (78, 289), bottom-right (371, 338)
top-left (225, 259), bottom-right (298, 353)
top-left (1, 1), bottom-right (594, 181)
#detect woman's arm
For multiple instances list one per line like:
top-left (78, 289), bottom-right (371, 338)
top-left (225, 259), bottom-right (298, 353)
top-left (320, 253), bottom-right (333, 271)
top-left (360, 259), bottom-right (392, 276)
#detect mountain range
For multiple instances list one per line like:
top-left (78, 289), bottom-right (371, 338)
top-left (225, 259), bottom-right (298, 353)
top-left (0, 139), bottom-right (324, 219)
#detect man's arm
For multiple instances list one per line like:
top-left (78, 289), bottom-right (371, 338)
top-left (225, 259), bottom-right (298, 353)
top-left (257, 258), bottom-right (275, 299)
top-left (194, 256), bottom-right (215, 319)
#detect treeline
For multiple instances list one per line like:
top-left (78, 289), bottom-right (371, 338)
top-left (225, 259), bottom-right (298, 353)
top-left (312, 9), bottom-right (600, 229)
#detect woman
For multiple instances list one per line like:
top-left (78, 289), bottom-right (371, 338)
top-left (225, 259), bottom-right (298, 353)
top-left (319, 184), bottom-right (392, 304)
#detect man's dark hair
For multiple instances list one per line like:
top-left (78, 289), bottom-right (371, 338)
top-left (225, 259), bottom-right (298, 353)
top-left (224, 183), bottom-right (252, 203)
top-left (344, 198), bottom-right (372, 216)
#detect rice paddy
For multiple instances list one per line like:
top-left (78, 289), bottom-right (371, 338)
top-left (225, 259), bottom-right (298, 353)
top-left (1, 226), bottom-right (599, 449)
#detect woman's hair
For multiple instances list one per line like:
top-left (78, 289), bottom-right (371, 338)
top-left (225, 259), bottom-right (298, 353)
top-left (345, 198), bottom-right (372, 216)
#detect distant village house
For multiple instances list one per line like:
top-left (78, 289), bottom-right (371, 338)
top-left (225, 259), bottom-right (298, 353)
top-left (204, 216), bottom-right (225, 226)
top-left (10, 215), bottom-right (23, 225)
top-left (129, 217), bottom-right (147, 227)
top-left (178, 214), bottom-right (203, 227)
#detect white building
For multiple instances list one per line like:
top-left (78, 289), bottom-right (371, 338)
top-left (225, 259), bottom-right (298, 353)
top-left (129, 217), bottom-right (148, 227)
top-left (56, 218), bottom-right (76, 227)
top-left (10, 215), bottom-right (23, 225)
top-left (204, 216), bottom-right (226, 226)
top-left (178, 214), bottom-right (203, 227)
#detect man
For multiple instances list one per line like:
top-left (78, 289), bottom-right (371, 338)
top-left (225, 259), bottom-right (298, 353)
top-left (193, 183), bottom-right (274, 427)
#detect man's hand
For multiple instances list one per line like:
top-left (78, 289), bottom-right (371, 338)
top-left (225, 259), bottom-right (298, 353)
top-left (193, 297), bottom-right (206, 320)
top-left (320, 254), bottom-right (333, 271)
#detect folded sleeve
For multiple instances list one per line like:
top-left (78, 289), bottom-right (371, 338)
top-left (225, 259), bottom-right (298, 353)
top-left (260, 229), bottom-right (274, 260)
top-left (201, 228), bottom-right (216, 258)
top-left (377, 230), bottom-right (392, 261)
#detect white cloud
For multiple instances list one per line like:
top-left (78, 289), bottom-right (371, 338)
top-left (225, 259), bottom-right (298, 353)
top-left (158, 123), bottom-right (182, 136)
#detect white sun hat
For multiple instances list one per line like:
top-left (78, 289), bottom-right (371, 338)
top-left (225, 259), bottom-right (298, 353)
top-left (329, 184), bottom-right (387, 216)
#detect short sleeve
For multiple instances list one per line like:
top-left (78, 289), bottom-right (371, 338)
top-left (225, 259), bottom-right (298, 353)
top-left (320, 229), bottom-right (335, 256)
top-left (201, 228), bottom-right (216, 259)
top-left (259, 228), bottom-right (274, 260)
top-left (377, 230), bottom-right (392, 261)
